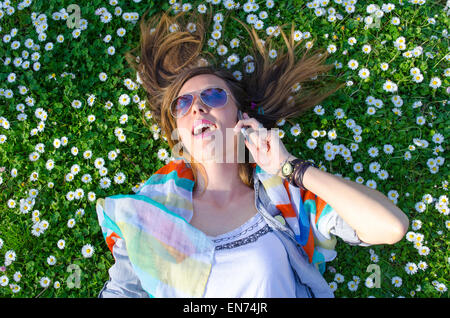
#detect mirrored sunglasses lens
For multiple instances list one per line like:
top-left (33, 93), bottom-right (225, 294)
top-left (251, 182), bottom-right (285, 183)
top-left (173, 95), bottom-right (193, 117)
top-left (201, 88), bottom-right (227, 108)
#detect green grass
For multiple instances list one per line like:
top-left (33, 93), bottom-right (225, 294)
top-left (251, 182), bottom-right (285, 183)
top-left (0, 0), bottom-right (448, 298)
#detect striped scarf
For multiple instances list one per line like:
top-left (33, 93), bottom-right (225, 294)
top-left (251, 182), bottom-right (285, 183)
top-left (96, 158), bottom-right (337, 298)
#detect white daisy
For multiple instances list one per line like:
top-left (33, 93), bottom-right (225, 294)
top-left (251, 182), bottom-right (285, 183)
top-left (358, 68), bottom-right (370, 79)
top-left (168, 23), bottom-right (179, 33)
top-left (432, 133), bottom-right (444, 144)
top-left (99, 72), bottom-right (108, 82)
top-left (88, 192), bottom-right (96, 202)
top-left (382, 79), bottom-right (397, 93)
top-left (208, 39), bottom-right (217, 48)
top-left (99, 177), bottom-right (111, 189)
top-left (418, 261), bottom-right (428, 271)
top-left (329, 281), bottom-right (337, 291)
top-left (186, 22), bottom-right (196, 33)
top-left (116, 27), bottom-right (126, 37)
top-left (268, 49), bottom-right (277, 59)
top-left (348, 59), bottom-right (358, 70)
top-left (98, 167), bottom-right (108, 177)
top-left (51, 140), bottom-right (60, 152)
top-left (327, 43), bottom-right (337, 54)
top-left (405, 262), bottom-right (418, 275)
top-left (429, 77), bottom-right (441, 89)
top-left (10, 284), bottom-right (20, 293)
top-left (211, 30), bottom-right (221, 40)
top-left (118, 94), bottom-right (130, 106)
top-left (197, 4), bottom-right (207, 13)
top-left (348, 37), bottom-right (357, 46)
top-left (74, 188), bottom-right (84, 200)
top-left (418, 246), bottom-right (430, 256)
top-left (392, 276), bottom-right (402, 287)
top-left (67, 218), bottom-right (76, 228)
top-left (157, 148), bottom-right (169, 161)
top-left (114, 172), bottom-right (126, 184)
top-left (213, 13), bottom-right (224, 23)
top-left (70, 164), bottom-right (80, 175)
top-left (334, 273), bottom-right (344, 283)
top-left (290, 124), bottom-right (301, 136)
top-left (65, 173), bottom-right (74, 182)
top-left (0, 275), bottom-right (9, 287)
top-left (107, 46), bottom-right (115, 55)
top-left (364, 277), bottom-right (374, 288)
top-left (47, 255), bottom-right (56, 265)
top-left (13, 272), bottom-right (22, 282)
top-left (81, 244), bottom-right (95, 258)
top-left (370, 254), bottom-right (379, 263)
top-left (108, 150), bottom-right (118, 161)
top-left (75, 208), bottom-right (85, 217)
top-left (83, 150), bottom-right (93, 159)
top-left (412, 73), bottom-right (424, 83)
top-left (39, 276), bottom-right (51, 288)
top-left (391, 17), bottom-right (400, 25)
top-left (39, 220), bottom-right (49, 231)
top-left (347, 280), bottom-right (358, 291)
top-left (232, 70), bottom-right (242, 81)
top-left (245, 62), bottom-right (255, 74)
top-left (57, 239), bottom-right (66, 249)
top-left (362, 44), bottom-right (371, 54)
top-left (5, 250), bottom-right (16, 262)
top-left (94, 158), bottom-right (105, 168)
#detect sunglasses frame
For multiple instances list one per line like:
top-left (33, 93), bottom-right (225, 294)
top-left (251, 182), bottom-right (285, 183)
top-left (170, 85), bottom-right (235, 119)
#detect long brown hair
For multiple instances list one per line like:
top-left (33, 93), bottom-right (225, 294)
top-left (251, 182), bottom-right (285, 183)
top-left (124, 6), bottom-right (345, 196)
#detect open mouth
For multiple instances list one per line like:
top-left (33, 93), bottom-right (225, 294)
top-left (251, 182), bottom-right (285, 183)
top-left (192, 124), bottom-right (218, 137)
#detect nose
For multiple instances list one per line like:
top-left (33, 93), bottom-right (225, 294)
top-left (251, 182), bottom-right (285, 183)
top-left (189, 94), bottom-right (208, 115)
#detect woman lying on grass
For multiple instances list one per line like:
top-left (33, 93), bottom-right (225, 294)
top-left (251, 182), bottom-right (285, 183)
top-left (96, 7), bottom-right (409, 298)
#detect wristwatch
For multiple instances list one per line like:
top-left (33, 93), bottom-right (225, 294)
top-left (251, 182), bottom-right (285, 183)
top-left (281, 156), bottom-right (318, 189)
top-left (281, 157), bottom-right (302, 183)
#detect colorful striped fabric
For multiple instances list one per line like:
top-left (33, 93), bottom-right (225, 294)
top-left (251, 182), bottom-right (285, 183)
top-left (96, 157), bottom-right (337, 297)
top-left (254, 164), bottom-right (338, 275)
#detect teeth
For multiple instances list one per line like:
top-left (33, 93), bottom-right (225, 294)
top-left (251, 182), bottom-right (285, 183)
top-left (193, 123), bottom-right (216, 135)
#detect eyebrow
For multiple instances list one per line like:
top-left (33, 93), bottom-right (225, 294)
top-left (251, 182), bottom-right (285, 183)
top-left (177, 85), bottom-right (225, 97)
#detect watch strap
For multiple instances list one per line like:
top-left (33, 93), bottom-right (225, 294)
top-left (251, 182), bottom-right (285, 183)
top-left (285, 158), bottom-right (305, 185)
top-left (288, 159), bottom-right (318, 190)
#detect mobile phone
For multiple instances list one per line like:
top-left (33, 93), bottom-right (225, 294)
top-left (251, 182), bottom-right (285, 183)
top-left (237, 110), bottom-right (250, 140)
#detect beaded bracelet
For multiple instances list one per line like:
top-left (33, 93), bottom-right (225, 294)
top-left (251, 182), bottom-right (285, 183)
top-left (291, 160), bottom-right (318, 190)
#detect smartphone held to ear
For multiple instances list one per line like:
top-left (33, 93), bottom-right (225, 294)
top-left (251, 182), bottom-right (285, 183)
top-left (237, 110), bottom-right (250, 141)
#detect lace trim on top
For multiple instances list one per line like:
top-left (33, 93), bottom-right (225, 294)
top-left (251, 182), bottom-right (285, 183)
top-left (207, 212), bottom-right (262, 243)
top-left (206, 213), bottom-right (273, 250)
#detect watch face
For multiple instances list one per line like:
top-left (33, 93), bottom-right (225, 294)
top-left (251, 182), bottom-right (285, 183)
top-left (282, 163), bottom-right (292, 175)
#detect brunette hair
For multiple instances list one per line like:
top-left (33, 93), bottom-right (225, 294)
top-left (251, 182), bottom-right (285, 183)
top-left (124, 6), bottom-right (345, 196)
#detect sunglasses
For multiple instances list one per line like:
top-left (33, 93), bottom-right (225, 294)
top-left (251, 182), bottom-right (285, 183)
top-left (170, 86), bottom-right (232, 119)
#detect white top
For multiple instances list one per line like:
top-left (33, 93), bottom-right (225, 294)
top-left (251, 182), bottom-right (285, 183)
top-left (203, 212), bottom-right (298, 298)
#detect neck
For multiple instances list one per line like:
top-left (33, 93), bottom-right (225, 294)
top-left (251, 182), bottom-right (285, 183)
top-left (192, 161), bottom-right (250, 208)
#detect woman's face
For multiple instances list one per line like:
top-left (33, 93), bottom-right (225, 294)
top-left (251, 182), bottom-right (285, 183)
top-left (174, 74), bottom-right (239, 163)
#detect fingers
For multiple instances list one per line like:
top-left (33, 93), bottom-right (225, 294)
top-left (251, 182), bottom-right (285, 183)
top-left (234, 112), bottom-right (268, 150)
top-left (247, 128), bottom-right (270, 153)
top-left (233, 113), bottom-right (263, 134)
top-left (245, 138), bottom-right (270, 165)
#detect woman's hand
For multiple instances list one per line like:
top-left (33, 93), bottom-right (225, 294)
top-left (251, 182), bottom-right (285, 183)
top-left (233, 112), bottom-right (292, 176)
